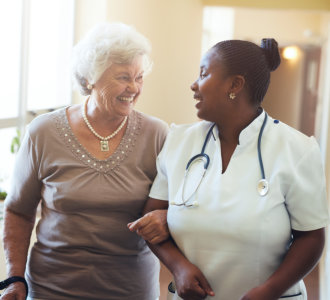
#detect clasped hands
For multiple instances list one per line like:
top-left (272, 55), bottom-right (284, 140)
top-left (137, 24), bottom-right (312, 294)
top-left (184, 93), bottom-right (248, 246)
top-left (127, 209), bottom-right (169, 244)
top-left (127, 211), bottom-right (277, 300)
top-left (127, 210), bottom-right (215, 299)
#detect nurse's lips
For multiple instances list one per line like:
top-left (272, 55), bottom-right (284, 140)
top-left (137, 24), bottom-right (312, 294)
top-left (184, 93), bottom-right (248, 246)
top-left (194, 95), bottom-right (203, 107)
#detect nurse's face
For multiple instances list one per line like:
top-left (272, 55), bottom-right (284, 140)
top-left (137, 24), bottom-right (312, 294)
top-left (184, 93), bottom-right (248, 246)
top-left (190, 48), bottom-right (233, 122)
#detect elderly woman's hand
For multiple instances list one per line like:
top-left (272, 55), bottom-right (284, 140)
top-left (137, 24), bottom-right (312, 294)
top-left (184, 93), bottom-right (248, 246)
top-left (128, 209), bottom-right (169, 244)
top-left (0, 281), bottom-right (27, 300)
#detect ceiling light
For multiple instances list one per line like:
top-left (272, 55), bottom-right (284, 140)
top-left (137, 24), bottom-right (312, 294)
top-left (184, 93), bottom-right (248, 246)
top-left (282, 46), bottom-right (299, 60)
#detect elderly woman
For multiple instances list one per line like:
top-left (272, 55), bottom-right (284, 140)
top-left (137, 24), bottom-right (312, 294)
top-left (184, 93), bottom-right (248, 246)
top-left (1, 23), bottom-right (168, 300)
top-left (130, 39), bottom-right (329, 300)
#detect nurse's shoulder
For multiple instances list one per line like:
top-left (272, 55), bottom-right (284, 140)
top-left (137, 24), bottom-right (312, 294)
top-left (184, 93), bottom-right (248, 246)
top-left (266, 115), bottom-right (320, 159)
top-left (166, 120), bottom-right (213, 145)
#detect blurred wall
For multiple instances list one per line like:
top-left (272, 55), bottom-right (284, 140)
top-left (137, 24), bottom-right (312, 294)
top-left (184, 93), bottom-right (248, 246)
top-left (234, 9), bottom-right (323, 46)
top-left (74, 0), bottom-right (203, 125)
top-left (262, 49), bottom-right (305, 128)
top-left (203, 0), bottom-right (330, 10)
top-left (232, 9), bottom-right (328, 130)
top-left (74, 0), bottom-right (108, 42)
top-left (72, 1), bottom-right (330, 299)
top-left (319, 14), bottom-right (330, 182)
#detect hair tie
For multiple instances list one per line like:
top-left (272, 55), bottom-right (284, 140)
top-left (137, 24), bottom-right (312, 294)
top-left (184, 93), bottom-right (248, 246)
top-left (261, 38), bottom-right (281, 71)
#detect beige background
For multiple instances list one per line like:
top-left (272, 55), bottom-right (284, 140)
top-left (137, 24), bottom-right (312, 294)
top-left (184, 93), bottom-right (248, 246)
top-left (1, 0), bottom-right (330, 299)
top-left (72, 0), bottom-right (330, 193)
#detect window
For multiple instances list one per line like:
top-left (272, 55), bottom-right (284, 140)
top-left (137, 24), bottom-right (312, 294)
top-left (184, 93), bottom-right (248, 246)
top-left (0, 0), bottom-right (75, 193)
top-left (0, 1), bottom-right (21, 120)
top-left (202, 7), bottom-right (235, 55)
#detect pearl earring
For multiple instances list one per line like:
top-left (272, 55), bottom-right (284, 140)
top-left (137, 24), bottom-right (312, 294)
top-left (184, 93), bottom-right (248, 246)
top-left (87, 84), bottom-right (93, 90)
top-left (229, 92), bottom-right (236, 100)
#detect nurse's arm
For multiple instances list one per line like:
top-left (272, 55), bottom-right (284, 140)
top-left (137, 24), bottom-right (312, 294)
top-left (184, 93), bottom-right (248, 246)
top-left (240, 228), bottom-right (325, 300)
top-left (130, 198), bottom-right (215, 299)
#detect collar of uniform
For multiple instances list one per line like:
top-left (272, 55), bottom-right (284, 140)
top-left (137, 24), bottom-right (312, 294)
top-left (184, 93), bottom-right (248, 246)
top-left (209, 110), bottom-right (266, 147)
top-left (237, 110), bottom-right (266, 147)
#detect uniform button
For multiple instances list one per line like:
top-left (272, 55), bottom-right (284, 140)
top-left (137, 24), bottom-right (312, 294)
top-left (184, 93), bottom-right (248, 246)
top-left (274, 120), bottom-right (279, 124)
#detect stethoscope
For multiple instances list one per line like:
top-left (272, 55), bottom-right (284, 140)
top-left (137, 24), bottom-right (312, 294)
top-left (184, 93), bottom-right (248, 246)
top-left (170, 112), bottom-right (269, 208)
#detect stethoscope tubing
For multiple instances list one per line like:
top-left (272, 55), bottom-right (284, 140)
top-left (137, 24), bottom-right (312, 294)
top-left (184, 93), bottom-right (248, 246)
top-left (257, 112), bottom-right (268, 180)
top-left (185, 123), bottom-right (216, 171)
top-left (173, 112), bottom-right (269, 207)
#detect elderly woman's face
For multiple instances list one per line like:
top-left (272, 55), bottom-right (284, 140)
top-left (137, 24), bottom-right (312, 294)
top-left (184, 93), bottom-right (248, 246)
top-left (190, 49), bottom-right (233, 122)
top-left (93, 55), bottom-right (144, 117)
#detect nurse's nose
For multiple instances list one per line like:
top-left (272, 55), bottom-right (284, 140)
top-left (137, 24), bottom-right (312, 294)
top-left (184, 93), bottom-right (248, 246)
top-left (190, 79), bottom-right (198, 91)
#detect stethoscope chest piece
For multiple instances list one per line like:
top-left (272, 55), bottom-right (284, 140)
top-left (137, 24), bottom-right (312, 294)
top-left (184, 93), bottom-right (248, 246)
top-left (257, 179), bottom-right (269, 196)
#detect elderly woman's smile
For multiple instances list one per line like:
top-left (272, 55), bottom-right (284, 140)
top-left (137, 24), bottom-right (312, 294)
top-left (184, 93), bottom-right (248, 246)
top-left (91, 55), bottom-right (145, 117)
top-left (118, 96), bottom-right (135, 102)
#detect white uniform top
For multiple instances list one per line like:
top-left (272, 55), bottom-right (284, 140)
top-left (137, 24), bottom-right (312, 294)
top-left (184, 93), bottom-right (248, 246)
top-left (149, 111), bottom-right (329, 300)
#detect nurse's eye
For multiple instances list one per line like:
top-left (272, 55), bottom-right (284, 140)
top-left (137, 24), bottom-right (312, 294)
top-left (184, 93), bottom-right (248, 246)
top-left (200, 73), bottom-right (207, 79)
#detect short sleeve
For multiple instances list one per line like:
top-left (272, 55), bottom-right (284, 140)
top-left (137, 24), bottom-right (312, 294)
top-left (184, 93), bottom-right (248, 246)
top-left (5, 128), bottom-right (42, 217)
top-left (149, 138), bottom-right (169, 201)
top-left (286, 138), bottom-right (329, 231)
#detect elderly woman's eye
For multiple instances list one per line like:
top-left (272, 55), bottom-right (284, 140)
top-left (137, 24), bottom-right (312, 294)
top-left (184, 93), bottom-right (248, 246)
top-left (117, 76), bottom-right (130, 81)
top-left (136, 75), bottom-right (143, 82)
top-left (200, 73), bottom-right (207, 79)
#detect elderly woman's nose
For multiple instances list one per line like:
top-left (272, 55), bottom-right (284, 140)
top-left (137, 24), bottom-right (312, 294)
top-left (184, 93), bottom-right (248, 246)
top-left (127, 81), bottom-right (139, 93)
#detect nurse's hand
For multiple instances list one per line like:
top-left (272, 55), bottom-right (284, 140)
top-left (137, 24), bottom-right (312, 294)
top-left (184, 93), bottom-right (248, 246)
top-left (127, 209), bottom-right (169, 244)
top-left (173, 260), bottom-right (215, 300)
top-left (239, 284), bottom-right (278, 300)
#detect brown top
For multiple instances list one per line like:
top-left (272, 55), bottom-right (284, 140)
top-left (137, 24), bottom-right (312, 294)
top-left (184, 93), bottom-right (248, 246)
top-left (5, 107), bottom-right (168, 300)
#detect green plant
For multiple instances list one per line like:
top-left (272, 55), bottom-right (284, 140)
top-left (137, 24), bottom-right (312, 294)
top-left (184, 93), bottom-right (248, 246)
top-left (0, 129), bottom-right (22, 202)
top-left (10, 128), bottom-right (21, 154)
top-left (0, 190), bottom-right (7, 201)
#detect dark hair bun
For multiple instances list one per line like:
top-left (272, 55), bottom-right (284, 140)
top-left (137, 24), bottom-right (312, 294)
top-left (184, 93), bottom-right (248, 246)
top-left (261, 38), bottom-right (281, 71)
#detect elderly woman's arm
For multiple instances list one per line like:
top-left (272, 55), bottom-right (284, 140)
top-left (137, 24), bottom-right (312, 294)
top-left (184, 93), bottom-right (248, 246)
top-left (240, 228), bottom-right (325, 300)
top-left (127, 206), bottom-right (169, 244)
top-left (128, 198), bottom-right (215, 299)
top-left (1, 208), bottom-right (36, 300)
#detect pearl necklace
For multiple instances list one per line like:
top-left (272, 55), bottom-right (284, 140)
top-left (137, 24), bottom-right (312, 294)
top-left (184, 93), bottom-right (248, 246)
top-left (82, 99), bottom-right (127, 152)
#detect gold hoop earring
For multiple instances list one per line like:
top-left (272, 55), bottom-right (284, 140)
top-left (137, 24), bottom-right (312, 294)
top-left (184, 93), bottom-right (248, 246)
top-left (229, 92), bottom-right (236, 100)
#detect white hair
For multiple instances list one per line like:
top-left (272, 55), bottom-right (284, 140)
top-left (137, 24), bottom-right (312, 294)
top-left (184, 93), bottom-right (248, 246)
top-left (71, 22), bottom-right (152, 95)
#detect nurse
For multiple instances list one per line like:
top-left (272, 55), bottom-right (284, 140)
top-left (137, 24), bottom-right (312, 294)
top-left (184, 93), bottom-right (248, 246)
top-left (129, 38), bottom-right (329, 299)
